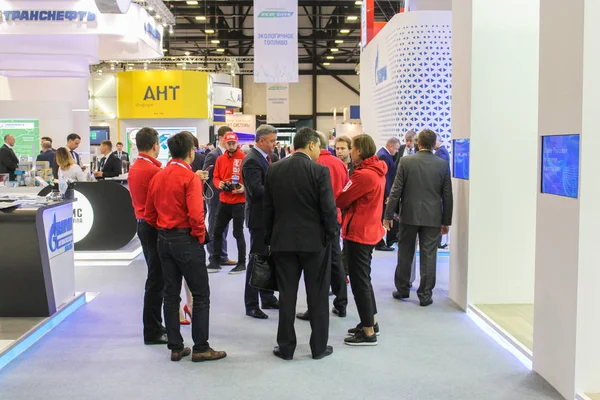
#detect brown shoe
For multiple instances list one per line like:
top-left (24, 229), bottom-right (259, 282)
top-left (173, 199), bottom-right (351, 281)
top-left (220, 259), bottom-right (237, 266)
top-left (192, 348), bottom-right (227, 362)
top-left (171, 347), bottom-right (191, 362)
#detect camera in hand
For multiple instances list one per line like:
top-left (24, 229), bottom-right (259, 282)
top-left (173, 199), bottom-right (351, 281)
top-left (222, 181), bottom-right (242, 192)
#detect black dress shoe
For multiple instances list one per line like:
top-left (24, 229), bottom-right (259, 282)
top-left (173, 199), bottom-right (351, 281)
top-left (332, 307), bottom-right (347, 318)
top-left (392, 291), bottom-right (410, 300)
top-left (273, 346), bottom-right (293, 360)
top-left (419, 298), bottom-right (433, 307)
top-left (312, 345), bottom-right (333, 360)
top-left (262, 301), bottom-right (279, 310)
top-left (246, 308), bottom-right (268, 319)
top-left (296, 310), bottom-right (309, 321)
top-left (375, 245), bottom-right (394, 252)
top-left (144, 334), bottom-right (168, 345)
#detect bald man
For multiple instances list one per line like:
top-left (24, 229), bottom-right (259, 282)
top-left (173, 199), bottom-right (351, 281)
top-left (0, 134), bottom-right (19, 180)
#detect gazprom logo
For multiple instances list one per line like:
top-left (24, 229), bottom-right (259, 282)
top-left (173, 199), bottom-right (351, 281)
top-left (145, 22), bottom-right (161, 41)
top-left (48, 212), bottom-right (74, 253)
top-left (375, 45), bottom-right (388, 85)
top-left (258, 11), bottom-right (294, 18)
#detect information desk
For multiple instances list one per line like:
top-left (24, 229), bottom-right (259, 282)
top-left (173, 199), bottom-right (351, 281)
top-left (0, 200), bottom-right (76, 317)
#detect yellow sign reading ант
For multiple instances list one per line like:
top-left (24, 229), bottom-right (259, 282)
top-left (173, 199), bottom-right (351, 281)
top-left (117, 70), bottom-right (210, 119)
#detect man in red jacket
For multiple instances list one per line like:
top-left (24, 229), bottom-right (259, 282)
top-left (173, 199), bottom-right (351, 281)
top-left (145, 132), bottom-right (226, 362)
top-left (207, 132), bottom-right (247, 274)
top-left (297, 132), bottom-right (349, 321)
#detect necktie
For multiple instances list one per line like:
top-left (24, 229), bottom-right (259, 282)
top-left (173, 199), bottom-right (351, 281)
top-left (100, 158), bottom-right (106, 170)
top-left (266, 155), bottom-right (272, 165)
top-left (118, 152), bottom-right (122, 160)
top-left (71, 150), bottom-right (77, 163)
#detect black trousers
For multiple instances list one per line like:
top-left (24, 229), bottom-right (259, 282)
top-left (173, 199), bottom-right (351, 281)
top-left (211, 202), bottom-right (246, 264)
top-left (137, 221), bottom-right (164, 341)
top-left (273, 246), bottom-right (331, 358)
top-left (331, 226), bottom-right (348, 310)
top-left (376, 198), bottom-right (389, 248)
top-left (244, 227), bottom-right (277, 310)
top-left (346, 240), bottom-right (378, 327)
top-left (396, 223), bottom-right (440, 300)
top-left (158, 230), bottom-right (211, 353)
top-left (341, 238), bottom-right (349, 275)
top-left (206, 199), bottom-right (229, 262)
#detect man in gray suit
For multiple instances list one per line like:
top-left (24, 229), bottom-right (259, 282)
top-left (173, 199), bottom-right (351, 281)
top-left (203, 126), bottom-right (237, 270)
top-left (383, 129), bottom-right (453, 307)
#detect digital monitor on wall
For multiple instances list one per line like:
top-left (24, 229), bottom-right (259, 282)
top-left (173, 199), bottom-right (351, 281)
top-left (452, 138), bottom-right (470, 180)
top-left (127, 127), bottom-right (198, 165)
top-left (541, 134), bottom-right (580, 198)
top-left (90, 126), bottom-right (110, 146)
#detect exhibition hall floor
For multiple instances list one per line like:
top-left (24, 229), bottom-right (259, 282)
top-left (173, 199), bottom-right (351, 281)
top-left (0, 237), bottom-right (561, 400)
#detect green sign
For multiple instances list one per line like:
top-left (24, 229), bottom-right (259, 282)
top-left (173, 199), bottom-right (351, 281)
top-left (0, 119), bottom-right (40, 160)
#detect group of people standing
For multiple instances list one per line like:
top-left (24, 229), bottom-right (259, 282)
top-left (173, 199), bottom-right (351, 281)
top-left (128, 124), bottom-right (453, 362)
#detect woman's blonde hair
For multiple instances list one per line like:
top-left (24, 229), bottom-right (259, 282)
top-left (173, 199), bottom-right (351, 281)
top-left (55, 147), bottom-right (74, 170)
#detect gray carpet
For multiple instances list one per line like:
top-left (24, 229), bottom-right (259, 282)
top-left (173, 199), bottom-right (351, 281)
top-left (0, 236), bottom-right (562, 400)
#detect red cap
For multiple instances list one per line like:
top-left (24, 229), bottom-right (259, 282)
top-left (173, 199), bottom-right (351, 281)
top-left (224, 132), bottom-right (238, 142)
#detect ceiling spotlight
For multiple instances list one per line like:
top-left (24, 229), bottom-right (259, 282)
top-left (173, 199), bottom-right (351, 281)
top-left (335, 39), bottom-right (344, 44)
top-left (211, 39), bottom-right (220, 44)
top-left (176, 63), bottom-right (183, 66)
top-left (347, 16), bottom-right (358, 21)
top-left (97, 69), bottom-right (103, 75)
top-left (162, 48), bottom-right (168, 52)
top-left (195, 16), bottom-right (206, 20)
top-left (148, 7), bottom-right (154, 11)
top-left (182, 63), bottom-right (187, 70)
top-left (144, 63), bottom-right (148, 71)
top-left (156, 15), bottom-right (162, 20)
top-left (205, 29), bottom-right (215, 34)
top-left (185, 51), bottom-right (190, 56)
top-left (330, 48), bottom-right (339, 52)
top-left (127, 63), bottom-right (134, 66)
top-left (186, 1), bottom-right (199, 4)
top-left (169, 26), bottom-right (174, 34)
top-left (323, 63), bottom-right (331, 66)
top-left (340, 29), bottom-right (350, 34)
top-left (216, 48), bottom-right (225, 53)
top-left (128, 66), bottom-right (133, 70)
top-left (355, 1), bottom-right (363, 5)
top-left (326, 56), bottom-right (334, 60)
top-left (110, 64), bottom-right (115, 71)
top-left (227, 63), bottom-right (232, 66)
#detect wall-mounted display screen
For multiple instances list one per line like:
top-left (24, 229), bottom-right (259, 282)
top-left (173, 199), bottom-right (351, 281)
top-left (90, 126), bottom-right (110, 146)
top-left (452, 138), bottom-right (470, 180)
top-left (127, 127), bottom-right (198, 165)
top-left (541, 134), bottom-right (580, 198)
top-left (0, 119), bottom-right (40, 160)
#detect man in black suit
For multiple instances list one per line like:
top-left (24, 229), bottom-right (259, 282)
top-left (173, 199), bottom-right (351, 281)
top-left (36, 141), bottom-right (56, 169)
top-left (40, 136), bottom-right (56, 151)
top-left (203, 126), bottom-right (236, 269)
top-left (264, 127), bottom-right (338, 361)
top-left (112, 142), bottom-right (129, 163)
top-left (384, 129), bottom-right (453, 307)
top-left (434, 133), bottom-right (451, 249)
top-left (54, 133), bottom-right (84, 177)
top-left (94, 140), bottom-right (122, 179)
top-left (375, 137), bottom-right (401, 251)
top-left (241, 125), bottom-right (280, 319)
top-left (0, 134), bottom-right (19, 180)
top-left (396, 130), bottom-right (417, 164)
top-left (190, 135), bottom-right (206, 173)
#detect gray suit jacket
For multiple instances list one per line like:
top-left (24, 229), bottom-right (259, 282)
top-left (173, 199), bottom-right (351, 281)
top-left (384, 150), bottom-right (453, 227)
top-left (203, 146), bottom-right (223, 206)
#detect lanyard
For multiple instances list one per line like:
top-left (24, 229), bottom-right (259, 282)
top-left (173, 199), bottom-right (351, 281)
top-left (169, 161), bottom-right (192, 171)
top-left (137, 156), bottom-right (154, 165)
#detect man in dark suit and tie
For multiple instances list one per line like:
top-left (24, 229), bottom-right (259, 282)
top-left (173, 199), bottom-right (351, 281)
top-left (203, 126), bottom-right (236, 269)
top-left (434, 133), bottom-right (450, 249)
top-left (0, 134), bottom-right (19, 180)
top-left (112, 142), bottom-right (129, 163)
top-left (384, 129), bottom-right (453, 307)
top-left (241, 125), bottom-right (280, 319)
top-left (94, 140), bottom-right (122, 179)
top-left (264, 127), bottom-right (338, 361)
top-left (375, 137), bottom-right (401, 251)
top-left (54, 133), bottom-right (84, 177)
top-left (36, 141), bottom-right (56, 169)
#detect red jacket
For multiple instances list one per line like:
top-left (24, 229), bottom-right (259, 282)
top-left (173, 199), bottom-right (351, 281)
top-left (317, 149), bottom-right (349, 224)
top-left (213, 148), bottom-right (246, 204)
top-left (336, 155), bottom-right (387, 245)
top-left (145, 159), bottom-right (206, 243)
top-left (128, 154), bottom-right (161, 220)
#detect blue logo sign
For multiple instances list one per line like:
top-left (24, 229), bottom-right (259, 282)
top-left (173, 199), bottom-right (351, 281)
top-left (48, 212), bottom-right (74, 253)
top-left (145, 22), bottom-right (161, 42)
top-left (375, 46), bottom-right (388, 85)
top-left (0, 10), bottom-right (96, 22)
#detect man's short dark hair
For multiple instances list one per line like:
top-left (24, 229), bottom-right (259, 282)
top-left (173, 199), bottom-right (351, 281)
top-left (116, 142), bottom-right (123, 146)
top-left (293, 127), bottom-right (321, 150)
top-left (417, 129), bottom-right (437, 150)
top-left (67, 133), bottom-right (81, 142)
top-left (41, 141), bottom-right (52, 150)
top-left (41, 136), bottom-right (53, 144)
top-left (168, 132), bottom-right (194, 159)
top-left (101, 140), bottom-right (113, 150)
top-left (136, 127), bottom-right (159, 152)
top-left (335, 136), bottom-right (351, 149)
top-left (217, 126), bottom-right (233, 138)
top-left (179, 131), bottom-right (198, 148)
top-left (352, 134), bottom-right (377, 160)
top-left (256, 124), bottom-right (277, 142)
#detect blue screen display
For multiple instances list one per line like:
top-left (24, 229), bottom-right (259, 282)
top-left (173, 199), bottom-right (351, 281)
top-left (541, 134), bottom-right (580, 198)
top-left (90, 127), bottom-right (109, 146)
top-left (453, 139), bottom-right (470, 180)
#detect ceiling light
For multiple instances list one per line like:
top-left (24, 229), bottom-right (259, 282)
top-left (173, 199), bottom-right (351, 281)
top-left (211, 39), bottom-right (220, 44)
top-left (128, 66), bottom-right (133, 70)
top-left (169, 26), bottom-right (174, 34)
top-left (205, 29), bottom-right (215, 34)
top-left (347, 16), bottom-right (358, 21)
top-left (176, 63), bottom-right (183, 66)
top-left (330, 48), bottom-right (339, 52)
top-left (182, 63), bottom-right (187, 70)
top-left (162, 48), bottom-right (168, 52)
top-left (323, 63), bottom-right (330, 66)
top-left (335, 39), bottom-right (344, 44)
top-left (227, 63), bottom-right (231, 66)
top-left (155, 15), bottom-right (162, 20)
top-left (144, 63), bottom-right (148, 71)
top-left (326, 56), bottom-right (334, 60)
top-left (127, 63), bottom-right (134, 66)
top-left (195, 16), bottom-right (206, 21)
top-left (186, 1), bottom-right (198, 4)
top-left (147, 6), bottom-right (154, 11)
top-left (110, 64), bottom-right (115, 71)
top-left (185, 51), bottom-right (190, 56)
top-left (216, 48), bottom-right (225, 53)
top-left (355, 1), bottom-right (363, 5)
top-left (340, 29), bottom-right (350, 34)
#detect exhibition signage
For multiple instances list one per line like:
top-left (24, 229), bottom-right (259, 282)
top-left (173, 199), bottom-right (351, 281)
top-left (0, 10), bottom-right (96, 22)
top-left (226, 114), bottom-right (256, 135)
top-left (72, 190), bottom-right (94, 243)
top-left (253, 0), bottom-right (298, 83)
top-left (266, 83), bottom-right (290, 124)
top-left (0, 119), bottom-right (39, 160)
top-left (43, 204), bottom-right (74, 259)
top-left (213, 86), bottom-right (242, 108)
top-left (361, 0), bottom-right (375, 48)
top-left (117, 71), bottom-right (210, 119)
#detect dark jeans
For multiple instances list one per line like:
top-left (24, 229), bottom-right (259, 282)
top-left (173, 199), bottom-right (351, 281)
top-left (206, 199), bottom-right (229, 262)
top-left (273, 246), bottom-right (331, 358)
top-left (346, 240), bottom-right (378, 327)
top-left (331, 226), bottom-right (348, 311)
top-left (244, 227), bottom-right (277, 310)
top-left (211, 203), bottom-right (246, 264)
top-left (158, 229), bottom-right (211, 353)
top-left (396, 224), bottom-right (440, 300)
top-left (137, 221), bottom-right (164, 341)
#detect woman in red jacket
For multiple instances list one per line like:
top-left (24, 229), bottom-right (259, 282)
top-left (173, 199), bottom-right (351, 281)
top-left (336, 134), bottom-right (387, 346)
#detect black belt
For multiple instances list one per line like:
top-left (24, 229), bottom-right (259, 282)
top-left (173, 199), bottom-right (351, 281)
top-left (159, 228), bottom-right (191, 233)
top-left (137, 219), bottom-right (146, 223)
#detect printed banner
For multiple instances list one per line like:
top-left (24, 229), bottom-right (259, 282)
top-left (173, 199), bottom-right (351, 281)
top-left (266, 83), bottom-right (290, 124)
top-left (0, 119), bottom-right (39, 161)
top-left (43, 203), bottom-right (74, 259)
top-left (254, 0), bottom-right (298, 83)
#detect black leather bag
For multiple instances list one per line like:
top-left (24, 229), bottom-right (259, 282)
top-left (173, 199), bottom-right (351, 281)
top-left (249, 254), bottom-right (278, 292)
